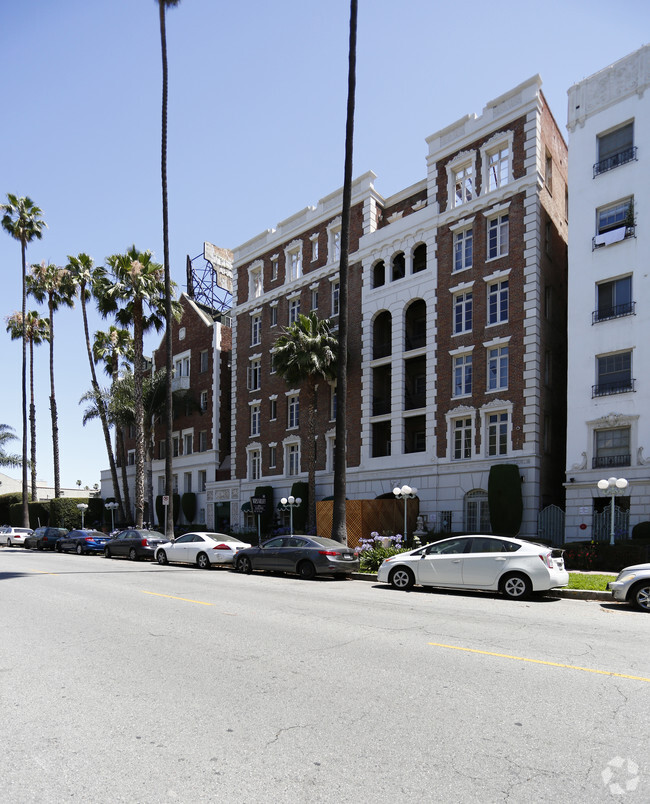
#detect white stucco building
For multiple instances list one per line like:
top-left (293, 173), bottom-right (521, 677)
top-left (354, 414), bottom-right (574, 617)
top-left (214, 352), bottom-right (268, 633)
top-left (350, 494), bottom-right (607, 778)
top-left (565, 44), bottom-right (650, 541)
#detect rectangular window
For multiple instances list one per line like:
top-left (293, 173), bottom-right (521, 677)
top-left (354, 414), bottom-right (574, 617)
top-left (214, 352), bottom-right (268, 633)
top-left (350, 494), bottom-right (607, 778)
top-left (454, 164), bottom-right (473, 206)
top-left (250, 266), bottom-right (263, 299)
top-left (250, 404), bottom-right (261, 437)
top-left (288, 298), bottom-right (300, 325)
top-left (200, 390), bottom-right (208, 411)
top-left (159, 440), bottom-right (166, 460)
top-left (595, 276), bottom-right (633, 322)
top-left (487, 279), bottom-right (508, 324)
top-left (247, 359), bottom-right (261, 391)
top-left (200, 350), bottom-right (209, 373)
top-left (172, 436), bottom-right (179, 458)
top-left (594, 428), bottom-right (631, 469)
top-left (330, 385), bottom-right (337, 420)
top-left (487, 412), bottom-right (508, 456)
top-left (251, 314), bottom-right (261, 346)
top-left (488, 146), bottom-right (510, 191)
top-left (249, 450), bottom-right (261, 481)
top-left (596, 122), bottom-right (634, 175)
top-left (487, 346), bottom-right (508, 391)
top-left (184, 472), bottom-right (192, 494)
top-left (453, 417), bottom-right (472, 460)
top-left (453, 291), bottom-right (473, 334)
top-left (127, 449), bottom-right (135, 466)
top-left (331, 281), bottom-right (340, 317)
top-left (487, 214), bottom-right (509, 259)
top-left (329, 227), bottom-right (341, 263)
top-left (545, 153), bottom-right (553, 194)
top-left (453, 229), bottom-right (473, 272)
top-left (453, 354), bottom-right (472, 397)
top-left (184, 433), bottom-right (193, 455)
top-left (311, 236), bottom-right (319, 262)
top-left (595, 352), bottom-right (633, 396)
top-left (172, 474), bottom-right (178, 494)
top-left (269, 445), bottom-right (277, 468)
top-left (310, 288), bottom-right (318, 310)
top-left (288, 395), bottom-right (299, 429)
top-left (271, 258), bottom-right (278, 280)
top-left (199, 430), bottom-right (208, 452)
top-left (270, 305), bottom-right (278, 327)
top-left (287, 443), bottom-right (300, 476)
top-left (597, 199), bottom-right (632, 234)
top-left (288, 249), bottom-right (302, 281)
top-left (158, 476), bottom-right (165, 495)
top-left (198, 470), bottom-right (206, 492)
top-left (269, 399), bottom-right (277, 420)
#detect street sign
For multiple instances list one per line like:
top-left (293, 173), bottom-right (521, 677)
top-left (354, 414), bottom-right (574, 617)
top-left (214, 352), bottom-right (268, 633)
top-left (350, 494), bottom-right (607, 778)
top-left (250, 496), bottom-right (267, 515)
top-left (162, 496), bottom-right (170, 506)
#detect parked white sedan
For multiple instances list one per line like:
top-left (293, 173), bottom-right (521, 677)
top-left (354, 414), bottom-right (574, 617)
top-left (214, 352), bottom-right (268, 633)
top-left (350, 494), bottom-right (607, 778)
top-left (0, 526), bottom-right (33, 548)
top-left (608, 563), bottom-right (650, 612)
top-left (154, 532), bottom-right (251, 569)
top-left (377, 535), bottom-right (568, 599)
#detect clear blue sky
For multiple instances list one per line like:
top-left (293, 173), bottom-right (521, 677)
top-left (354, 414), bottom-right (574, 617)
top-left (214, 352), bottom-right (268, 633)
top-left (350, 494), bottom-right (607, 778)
top-left (1, 0), bottom-right (648, 490)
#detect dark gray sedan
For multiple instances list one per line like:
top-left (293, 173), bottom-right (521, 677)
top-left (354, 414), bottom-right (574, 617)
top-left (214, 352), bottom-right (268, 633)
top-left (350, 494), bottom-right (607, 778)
top-left (104, 529), bottom-right (167, 561)
top-left (235, 535), bottom-right (359, 579)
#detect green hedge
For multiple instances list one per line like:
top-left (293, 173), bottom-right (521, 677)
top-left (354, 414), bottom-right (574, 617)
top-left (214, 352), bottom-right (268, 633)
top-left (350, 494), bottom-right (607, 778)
top-left (563, 541), bottom-right (650, 572)
top-left (488, 464), bottom-right (523, 536)
top-left (49, 497), bottom-right (104, 530)
top-left (0, 493), bottom-right (24, 525)
top-left (290, 481), bottom-right (308, 533)
top-left (181, 492), bottom-right (197, 522)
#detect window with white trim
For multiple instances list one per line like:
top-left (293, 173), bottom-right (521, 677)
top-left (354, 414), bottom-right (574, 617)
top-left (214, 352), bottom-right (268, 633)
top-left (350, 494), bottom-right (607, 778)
top-left (198, 470), bottom-right (206, 492)
top-left (200, 390), bottom-right (208, 411)
top-left (269, 397), bottom-right (277, 420)
top-left (127, 449), bottom-right (135, 466)
top-left (286, 244), bottom-right (302, 281)
top-left (198, 430), bottom-right (208, 452)
top-left (270, 304), bottom-right (278, 327)
top-left (454, 228), bottom-right (473, 272)
top-left (453, 416), bottom-right (473, 460)
top-left (172, 436), bottom-right (179, 457)
top-left (328, 223), bottom-right (341, 264)
top-left (269, 445), bottom-right (277, 469)
top-left (288, 297), bottom-right (300, 325)
top-left (310, 287), bottom-right (319, 311)
top-left (271, 257), bottom-right (279, 281)
top-left (486, 411), bottom-right (509, 456)
top-left (310, 234), bottom-right (319, 262)
top-left (453, 353), bottom-right (472, 397)
top-left (288, 394), bottom-right (299, 429)
top-left (487, 279), bottom-right (508, 324)
top-left (596, 198), bottom-right (633, 236)
top-left (249, 262), bottom-right (263, 299)
top-left (331, 280), bottom-right (340, 317)
top-left (286, 443), bottom-right (300, 476)
top-left (487, 213), bottom-right (509, 259)
top-left (184, 472), bottom-right (192, 493)
top-left (200, 349), bottom-right (209, 373)
top-left (487, 145), bottom-right (510, 192)
top-left (453, 163), bottom-right (474, 207)
top-left (251, 314), bottom-right (261, 346)
top-left (248, 449), bottom-right (261, 481)
top-left (487, 345), bottom-right (508, 391)
top-left (250, 404), bottom-right (260, 437)
top-left (594, 427), bottom-right (631, 469)
top-left (248, 358), bottom-right (261, 391)
top-left (453, 290), bottom-right (473, 334)
top-left (183, 432), bottom-right (193, 455)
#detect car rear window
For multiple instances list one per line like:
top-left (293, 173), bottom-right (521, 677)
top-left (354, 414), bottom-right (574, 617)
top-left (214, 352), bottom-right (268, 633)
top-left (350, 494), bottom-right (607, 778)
top-left (309, 537), bottom-right (348, 548)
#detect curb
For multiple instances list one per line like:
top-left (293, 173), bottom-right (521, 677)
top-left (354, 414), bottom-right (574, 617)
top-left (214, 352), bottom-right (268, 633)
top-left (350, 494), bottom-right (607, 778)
top-left (351, 573), bottom-right (612, 601)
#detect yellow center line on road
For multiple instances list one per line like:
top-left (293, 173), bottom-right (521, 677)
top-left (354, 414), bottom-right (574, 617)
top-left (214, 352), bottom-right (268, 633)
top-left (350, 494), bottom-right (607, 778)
top-left (428, 642), bottom-right (650, 683)
top-left (141, 590), bottom-right (213, 606)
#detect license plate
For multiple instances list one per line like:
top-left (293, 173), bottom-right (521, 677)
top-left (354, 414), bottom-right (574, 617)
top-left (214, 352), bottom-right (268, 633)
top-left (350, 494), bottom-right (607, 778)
top-left (341, 555), bottom-right (353, 560)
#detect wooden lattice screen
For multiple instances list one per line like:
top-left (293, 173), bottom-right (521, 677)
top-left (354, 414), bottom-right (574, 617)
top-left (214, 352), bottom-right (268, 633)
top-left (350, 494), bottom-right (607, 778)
top-left (316, 499), bottom-right (420, 548)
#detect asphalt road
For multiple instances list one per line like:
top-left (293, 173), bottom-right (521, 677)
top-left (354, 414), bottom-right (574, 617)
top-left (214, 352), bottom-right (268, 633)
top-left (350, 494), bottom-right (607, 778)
top-left (1, 547), bottom-right (649, 803)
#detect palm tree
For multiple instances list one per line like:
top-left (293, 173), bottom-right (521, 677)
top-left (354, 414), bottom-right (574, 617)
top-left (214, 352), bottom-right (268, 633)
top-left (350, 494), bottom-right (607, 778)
top-left (0, 424), bottom-right (22, 469)
top-left (156, 0), bottom-right (182, 539)
top-left (331, 0), bottom-right (358, 543)
top-left (93, 326), bottom-right (134, 522)
top-left (26, 261), bottom-right (75, 498)
top-left (273, 312), bottom-right (338, 531)
top-left (103, 246), bottom-right (179, 527)
top-left (1, 195), bottom-right (46, 525)
top-left (67, 253), bottom-right (125, 519)
top-left (6, 310), bottom-right (50, 500)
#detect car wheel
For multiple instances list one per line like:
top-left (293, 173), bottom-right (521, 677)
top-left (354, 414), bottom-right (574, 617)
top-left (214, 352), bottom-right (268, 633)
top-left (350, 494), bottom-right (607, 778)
top-left (6, 539), bottom-right (11, 548)
top-left (500, 572), bottom-right (532, 600)
top-left (157, 550), bottom-right (168, 565)
top-left (196, 552), bottom-right (211, 570)
top-left (237, 556), bottom-right (252, 574)
top-left (128, 548), bottom-right (138, 561)
top-left (389, 566), bottom-right (415, 590)
top-left (37, 543), bottom-right (44, 551)
top-left (629, 581), bottom-right (650, 612)
top-left (297, 561), bottom-right (316, 580)
top-left (104, 547), bottom-right (112, 559)
top-left (55, 542), bottom-right (62, 552)
top-left (76, 544), bottom-right (84, 556)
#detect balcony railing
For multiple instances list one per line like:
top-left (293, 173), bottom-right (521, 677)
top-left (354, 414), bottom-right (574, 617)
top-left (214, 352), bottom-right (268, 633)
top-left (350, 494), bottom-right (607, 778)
top-left (592, 225), bottom-right (636, 250)
top-left (171, 375), bottom-right (190, 392)
top-left (593, 146), bottom-right (637, 178)
top-left (592, 454), bottom-right (631, 469)
top-left (592, 378), bottom-right (635, 397)
top-left (592, 300), bottom-right (636, 323)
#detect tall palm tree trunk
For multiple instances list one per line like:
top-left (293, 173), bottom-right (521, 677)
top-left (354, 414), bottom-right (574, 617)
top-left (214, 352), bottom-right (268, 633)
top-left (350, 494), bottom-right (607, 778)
top-left (29, 337), bottom-right (37, 501)
top-left (332, 0), bottom-right (357, 543)
top-left (159, 0), bottom-right (175, 539)
top-left (47, 295), bottom-right (61, 498)
top-left (307, 381), bottom-right (318, 532)
top-left (133, 299), bottom-right (145, 528)
top-left (21, 240), bottom-right (29, 525)
top-left (80, 286), bottom-right (125, 523)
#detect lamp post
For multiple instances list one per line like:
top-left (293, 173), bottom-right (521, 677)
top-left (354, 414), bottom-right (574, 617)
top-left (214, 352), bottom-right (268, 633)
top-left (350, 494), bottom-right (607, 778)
top-left (280, 495), bottom-right (302, 536)
top-left (105, 501), bottom-right (119, 532)
top-left (597, 477), bottom-right (628, 546)
top-left (77, 502), bottom-right (89, 530)
top-left (393, 484), bottom-right (417, 546)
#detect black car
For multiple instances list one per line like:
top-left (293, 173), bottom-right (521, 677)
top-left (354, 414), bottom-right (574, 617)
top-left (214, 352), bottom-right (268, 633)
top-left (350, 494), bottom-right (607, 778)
top-left (235, 535), bottom-right (360, 579)
top-left (24, 527), bottom-right (69, 551)
top-left (104, 529), bottom-right (167, 561)
top-left (56, 529), bottom-right (111, 555)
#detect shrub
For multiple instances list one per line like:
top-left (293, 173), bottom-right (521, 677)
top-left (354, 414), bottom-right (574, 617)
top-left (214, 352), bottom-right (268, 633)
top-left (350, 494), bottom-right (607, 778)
top-left (290, 481), bottom-right (308, 532)
top-left (357, 531), bottom-right (409, 573)
top-left (632, 521), bottom-right (650, 540)
top-left (488, 464), bottom-right (523, 536)
top-left (181, 492), bottom-right (197, 523)
top-left (563, 541), bottom-right (650, 572)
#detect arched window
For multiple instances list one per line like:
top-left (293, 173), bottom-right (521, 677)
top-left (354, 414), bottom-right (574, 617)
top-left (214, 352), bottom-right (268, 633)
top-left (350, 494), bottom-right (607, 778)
top-left (373, 311), bottom-right (392, 359)
top-left (373, 260), bottom-right (385, 288)
top-left (392, 252), bottom-right (405, 281)
top-left (464, 489), bottom-right (490, 532)
top-left (405, 299), bottom-right (426, 350)
top-left (413, 243), bottom-right (427, 273)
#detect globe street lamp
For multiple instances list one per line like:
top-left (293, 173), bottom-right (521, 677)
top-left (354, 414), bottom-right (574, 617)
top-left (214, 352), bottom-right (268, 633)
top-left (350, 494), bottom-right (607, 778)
top-left (280, 495), bottom-right (302, 536)
top-left (597, 477), bottom-right (628, 546)
top-left (393, 484), bottom-right (417, 546)
top-left (77, 502), bottom-right (89, 530)
top-left (105, 501), bottom-right (119, 532)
